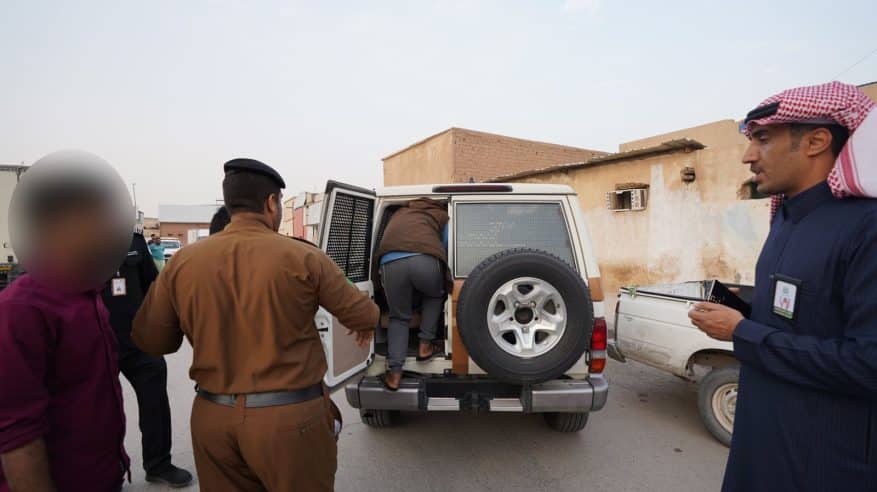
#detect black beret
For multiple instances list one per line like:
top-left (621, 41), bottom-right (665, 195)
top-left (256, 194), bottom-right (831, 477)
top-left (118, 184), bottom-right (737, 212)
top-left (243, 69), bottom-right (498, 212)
top-left (223, 158), bottom-right (286, 189)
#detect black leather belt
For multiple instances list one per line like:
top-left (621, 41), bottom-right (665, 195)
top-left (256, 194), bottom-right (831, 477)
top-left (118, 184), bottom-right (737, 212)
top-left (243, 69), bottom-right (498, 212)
top-left (197, 384), bottom-right (324, 408)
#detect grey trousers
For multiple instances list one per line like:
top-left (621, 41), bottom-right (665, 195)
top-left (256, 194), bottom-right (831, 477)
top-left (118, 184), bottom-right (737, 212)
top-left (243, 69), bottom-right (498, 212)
top-left (380, 255), bottom-right (445, 372)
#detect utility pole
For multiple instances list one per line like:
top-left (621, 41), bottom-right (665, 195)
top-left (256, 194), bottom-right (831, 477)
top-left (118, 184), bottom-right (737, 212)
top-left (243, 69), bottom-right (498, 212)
top-left (131, 183), bottom-right (139, 222)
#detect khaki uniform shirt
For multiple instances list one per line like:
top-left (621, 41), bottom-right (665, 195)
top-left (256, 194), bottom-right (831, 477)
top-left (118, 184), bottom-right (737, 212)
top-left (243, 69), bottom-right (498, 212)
top-left (131, 216), bottom-right (379, 394)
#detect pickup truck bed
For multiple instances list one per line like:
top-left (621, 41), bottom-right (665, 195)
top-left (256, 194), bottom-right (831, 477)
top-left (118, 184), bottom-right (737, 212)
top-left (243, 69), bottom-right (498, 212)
top-left (609, 281), bottom-right (751, 446)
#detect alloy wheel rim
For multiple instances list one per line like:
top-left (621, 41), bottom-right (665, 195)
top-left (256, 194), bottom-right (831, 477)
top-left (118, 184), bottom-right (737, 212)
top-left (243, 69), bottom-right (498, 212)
top-left (486, 277), bottom-right (567, 359)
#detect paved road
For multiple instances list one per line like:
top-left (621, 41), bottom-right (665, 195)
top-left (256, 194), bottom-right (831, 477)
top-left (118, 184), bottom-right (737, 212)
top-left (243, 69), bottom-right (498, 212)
top-left (122, 345), bottom-right (728, 491)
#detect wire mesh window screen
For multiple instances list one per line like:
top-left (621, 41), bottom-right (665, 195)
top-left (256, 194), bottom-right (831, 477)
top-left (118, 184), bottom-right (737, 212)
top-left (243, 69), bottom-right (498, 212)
top-left (325, 192), bottom-right (374, 283)
top-left (454, 202), bottom-right (576, 276)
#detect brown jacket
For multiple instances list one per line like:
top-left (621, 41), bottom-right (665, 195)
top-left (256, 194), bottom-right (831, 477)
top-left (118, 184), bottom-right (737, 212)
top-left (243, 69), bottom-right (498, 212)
top-left (375, 198), bottom-right (453, 293)
top-left (131, 215), bottom-right (379, 394)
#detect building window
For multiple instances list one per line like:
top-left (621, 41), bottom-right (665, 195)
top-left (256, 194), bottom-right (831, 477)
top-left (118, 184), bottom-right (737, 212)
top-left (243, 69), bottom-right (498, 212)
top-left (738, 180), bottom-right (769, 200)
top-left (606, 188), bottom-right (648, 212)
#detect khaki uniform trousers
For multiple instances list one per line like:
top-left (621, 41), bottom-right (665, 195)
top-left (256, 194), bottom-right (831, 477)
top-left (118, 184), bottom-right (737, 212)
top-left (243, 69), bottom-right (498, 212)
top-left (190, 392), bottom-right (338, 491)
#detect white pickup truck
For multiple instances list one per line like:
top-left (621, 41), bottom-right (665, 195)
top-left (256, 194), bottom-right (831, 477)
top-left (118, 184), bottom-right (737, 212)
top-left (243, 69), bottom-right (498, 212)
top-left (608, 281), bottom-right (751, 446)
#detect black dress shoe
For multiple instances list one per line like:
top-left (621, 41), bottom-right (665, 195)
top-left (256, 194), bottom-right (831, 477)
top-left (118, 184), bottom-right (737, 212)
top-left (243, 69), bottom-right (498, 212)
top-left (145, 464), bottom-right (194, 488)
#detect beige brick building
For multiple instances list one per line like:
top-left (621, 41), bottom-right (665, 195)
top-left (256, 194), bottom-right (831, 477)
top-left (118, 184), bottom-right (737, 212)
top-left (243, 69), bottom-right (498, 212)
top-left (382, 127), bottom-right (607, 185)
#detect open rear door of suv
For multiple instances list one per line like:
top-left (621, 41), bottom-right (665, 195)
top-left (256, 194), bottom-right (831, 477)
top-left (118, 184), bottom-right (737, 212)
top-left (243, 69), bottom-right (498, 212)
top-left (316, 180), bottom-right (377, 391)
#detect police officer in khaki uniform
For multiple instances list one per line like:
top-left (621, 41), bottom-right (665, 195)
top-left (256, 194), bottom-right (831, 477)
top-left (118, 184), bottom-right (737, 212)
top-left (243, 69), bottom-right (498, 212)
top-left (132, 158), bottom-right (379, 491)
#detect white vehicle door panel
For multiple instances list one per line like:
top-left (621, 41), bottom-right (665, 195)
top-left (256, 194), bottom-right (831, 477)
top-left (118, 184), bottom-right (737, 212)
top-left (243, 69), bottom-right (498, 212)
top-left (317, 181), bottom-right (377, 390)
top-left (616, 290), bottom-right (733, 376)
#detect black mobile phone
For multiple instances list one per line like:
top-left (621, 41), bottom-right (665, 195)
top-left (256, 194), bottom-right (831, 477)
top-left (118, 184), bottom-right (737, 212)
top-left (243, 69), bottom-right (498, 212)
top-left (708, 280), bottom-right (752, 319)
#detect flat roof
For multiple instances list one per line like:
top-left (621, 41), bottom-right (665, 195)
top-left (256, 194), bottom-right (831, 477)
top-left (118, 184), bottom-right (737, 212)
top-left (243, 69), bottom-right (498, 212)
top-left (382, 127), bottom-right (606, 161)
top-left (382, 128), bottom-right (455, 161)
top-left (489, 139), bottom-right (706, 182)
top-left (375, 183), bottom-right (575, 196)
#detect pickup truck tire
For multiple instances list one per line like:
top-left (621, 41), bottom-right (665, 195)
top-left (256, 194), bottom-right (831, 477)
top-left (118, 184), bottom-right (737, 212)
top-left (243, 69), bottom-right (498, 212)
top-left (457, 248), bottom-right (593, 384)
top-left (360, 408), bottom-right (395, 428)
top-left (697, 366), bottom-right (739, 447)
top-left (543, 412), bottom-right (589, 433)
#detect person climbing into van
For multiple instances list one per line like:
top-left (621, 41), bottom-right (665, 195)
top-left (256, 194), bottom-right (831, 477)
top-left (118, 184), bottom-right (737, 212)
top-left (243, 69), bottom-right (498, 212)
top-left (375, 198), bottom-right (453, 391)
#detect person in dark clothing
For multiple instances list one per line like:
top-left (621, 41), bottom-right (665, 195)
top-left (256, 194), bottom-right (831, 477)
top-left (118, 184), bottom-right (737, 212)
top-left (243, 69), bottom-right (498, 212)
top-left (209, 206), bottom-right (230, 235)
top-left (689, 82), bottom-right (877, 491)
top-left (374, 198), bottom-right (451, 390)
top-left (102, 232), bottom-right (193, 488)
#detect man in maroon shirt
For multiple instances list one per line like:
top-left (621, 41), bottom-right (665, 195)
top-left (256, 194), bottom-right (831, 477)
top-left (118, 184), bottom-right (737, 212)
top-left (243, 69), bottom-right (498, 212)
top-left (0, 152), bottom-right (133, 492)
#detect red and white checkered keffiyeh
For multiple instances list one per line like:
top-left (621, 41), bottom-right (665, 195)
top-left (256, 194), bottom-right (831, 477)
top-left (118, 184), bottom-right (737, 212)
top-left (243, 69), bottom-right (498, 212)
top-left (743, 81), bottom-right (876, 220)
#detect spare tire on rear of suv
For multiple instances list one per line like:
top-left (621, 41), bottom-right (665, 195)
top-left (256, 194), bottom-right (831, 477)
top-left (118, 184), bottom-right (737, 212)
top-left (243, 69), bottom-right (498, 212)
top-left (456, 248), bottom-right (593, 384)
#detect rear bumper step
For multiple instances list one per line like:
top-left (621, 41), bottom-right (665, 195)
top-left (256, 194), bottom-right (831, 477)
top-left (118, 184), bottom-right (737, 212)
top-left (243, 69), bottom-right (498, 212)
top-left (345, 375), bottom-right (608, 413)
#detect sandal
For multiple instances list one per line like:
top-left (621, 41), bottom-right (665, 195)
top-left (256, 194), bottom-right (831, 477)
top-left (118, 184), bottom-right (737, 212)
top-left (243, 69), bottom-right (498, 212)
top-left (416, 341), bottom-right (445, 362)
top-left (379, 372), bottom-right (401, 392)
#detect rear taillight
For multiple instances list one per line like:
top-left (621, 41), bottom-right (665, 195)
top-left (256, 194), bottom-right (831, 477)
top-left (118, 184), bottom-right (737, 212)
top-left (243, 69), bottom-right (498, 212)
top-left (589, 317), bottom-right (607, 374)
top-left (591, 318), bottom-right (607, 350)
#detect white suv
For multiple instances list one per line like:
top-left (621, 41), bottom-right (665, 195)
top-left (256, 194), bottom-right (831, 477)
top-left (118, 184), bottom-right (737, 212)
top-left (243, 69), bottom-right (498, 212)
top-left (316, 181), bottom-right (609, 432)
top-left (161, 237), bottom-right (182, 260)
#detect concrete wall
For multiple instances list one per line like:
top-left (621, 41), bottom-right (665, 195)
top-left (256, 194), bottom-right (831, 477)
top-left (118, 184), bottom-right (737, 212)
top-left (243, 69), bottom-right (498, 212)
top-left (514, 139), bottom-right (770, 315)
top-left (383, 130), bottom-right (456, 186)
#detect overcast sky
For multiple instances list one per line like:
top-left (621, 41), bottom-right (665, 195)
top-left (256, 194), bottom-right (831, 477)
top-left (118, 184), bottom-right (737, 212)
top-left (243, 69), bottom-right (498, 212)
top-left (2, 0), bottom-right (876, 216)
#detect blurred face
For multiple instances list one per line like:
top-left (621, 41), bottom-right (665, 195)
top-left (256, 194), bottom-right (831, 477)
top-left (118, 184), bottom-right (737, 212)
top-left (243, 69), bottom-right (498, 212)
top-left (742, 124), bottom-right (806, 196)
top-left (9, 150), bottom-right (135, 293)
top-left (34, 201), bottom-right (125, 288)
